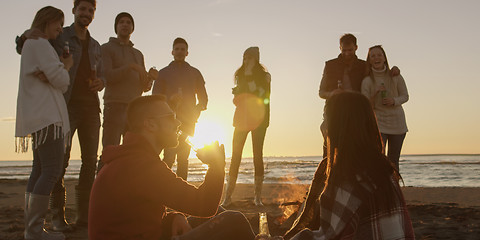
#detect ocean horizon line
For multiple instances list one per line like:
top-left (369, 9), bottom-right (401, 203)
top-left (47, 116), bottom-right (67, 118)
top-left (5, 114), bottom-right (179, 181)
top-left (1, 153), bottom-right (479, 162)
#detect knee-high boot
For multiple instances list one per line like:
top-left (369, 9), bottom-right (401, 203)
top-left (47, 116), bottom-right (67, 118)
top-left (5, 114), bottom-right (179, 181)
top-left (49, 188), bottom-right (73, 232)
top-left (221, 174), bottom-right (237, 207)
top-left (25, 193), bottom-right (65, 240)
top-left (74, 185), bottom-right (91, 227)
top-left (254, 175), bottom-right (264, 206)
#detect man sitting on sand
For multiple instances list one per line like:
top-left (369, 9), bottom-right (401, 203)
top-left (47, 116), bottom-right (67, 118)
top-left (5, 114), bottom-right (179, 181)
top-left (88, 95), bottom-right (256, 240)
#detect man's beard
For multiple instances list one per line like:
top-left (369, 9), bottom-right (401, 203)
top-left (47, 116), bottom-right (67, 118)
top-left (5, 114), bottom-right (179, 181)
top-left (76, 16), bottom-right (92, 28)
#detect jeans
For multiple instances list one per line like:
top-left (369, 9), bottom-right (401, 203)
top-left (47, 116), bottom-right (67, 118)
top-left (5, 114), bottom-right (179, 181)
top-left (229, 126), bottom-right (267, 180)
top-left (26, 125), bottom-right (64, 195)
top-left (52, 104), bottom-right (100, 194)
top-left (163, 123), bottom-right (194, 180)
top-left (381, 133), bottom-right (406, 171)
top-left (102, 103), bottom-right (128, 147)
top-left (98, 103), bottom-right (128, 171)
top-left (175, 211), bottom-right (255, 240)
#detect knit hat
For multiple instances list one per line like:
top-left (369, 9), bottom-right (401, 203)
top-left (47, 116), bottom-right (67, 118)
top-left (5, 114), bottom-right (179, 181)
top-left (244, 47), bottom-right (260, 62)
top-left (114, 12), bottom-right (134, 34)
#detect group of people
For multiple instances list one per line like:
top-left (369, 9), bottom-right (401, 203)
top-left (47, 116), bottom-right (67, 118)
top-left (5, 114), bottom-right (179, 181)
top-left (14, 0), bottom-right (413, 239)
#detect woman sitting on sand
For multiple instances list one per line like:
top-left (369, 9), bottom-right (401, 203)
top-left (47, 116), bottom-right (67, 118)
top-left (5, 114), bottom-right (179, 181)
top-left (15, 6), bottom-right (72, 240)
top-left (361, 45), bottom-right (409, 171)
top-left (222, 47), bottom-right (271, 207)
top-left (284, 92), bottom-right (414, 240)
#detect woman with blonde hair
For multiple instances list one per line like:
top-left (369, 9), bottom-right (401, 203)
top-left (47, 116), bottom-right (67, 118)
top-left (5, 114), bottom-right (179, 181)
top-left (361, 45), bottom-right (409, 171)
top-left (16, 6), bottom-right (72, 240)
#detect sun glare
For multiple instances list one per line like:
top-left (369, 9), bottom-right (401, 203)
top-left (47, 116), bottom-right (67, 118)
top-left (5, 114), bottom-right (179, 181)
top-left (188, 118), bottom-right (227, 154)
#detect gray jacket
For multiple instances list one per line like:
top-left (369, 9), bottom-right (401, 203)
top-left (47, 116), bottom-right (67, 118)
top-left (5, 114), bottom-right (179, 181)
top-left (101, 37), bottom-right (147, 104)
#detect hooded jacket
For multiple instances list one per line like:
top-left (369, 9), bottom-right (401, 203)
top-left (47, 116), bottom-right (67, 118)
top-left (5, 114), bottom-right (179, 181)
top-left (88, 132), bottom-right (224, 239)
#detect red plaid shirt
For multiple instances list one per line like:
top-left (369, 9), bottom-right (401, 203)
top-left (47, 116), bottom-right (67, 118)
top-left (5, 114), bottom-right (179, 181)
top-left (290, 175), bottom-right (415, 240)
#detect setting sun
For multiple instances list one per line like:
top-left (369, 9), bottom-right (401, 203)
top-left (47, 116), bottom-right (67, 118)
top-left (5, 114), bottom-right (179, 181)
top-left (188, 117), bottom-right (227, 156)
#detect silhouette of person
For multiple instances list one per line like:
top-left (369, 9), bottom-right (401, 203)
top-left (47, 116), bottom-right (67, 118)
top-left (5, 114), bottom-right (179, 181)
top-left (222, 47), bottom-right (271, 207)
top-left (152, 37), bottom-right (208, 180)
top-left (99, 12), bottom-right (157, 170)
top-left (285, 92), bottom-right (414, 239)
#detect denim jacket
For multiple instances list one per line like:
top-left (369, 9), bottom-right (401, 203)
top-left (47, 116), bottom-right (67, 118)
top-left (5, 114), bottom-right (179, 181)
top-left (51, 24), bottom-right (105, 104)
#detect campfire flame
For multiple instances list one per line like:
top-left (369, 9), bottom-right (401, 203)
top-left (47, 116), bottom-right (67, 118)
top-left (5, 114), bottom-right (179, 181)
top-left (271, 174), bottom-right (309, 225)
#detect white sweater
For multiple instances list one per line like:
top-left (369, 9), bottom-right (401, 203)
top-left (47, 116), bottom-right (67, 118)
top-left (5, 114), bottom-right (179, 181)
top-left (361, 71), bottom-right (409, 135)
top-left (15, 38), bottom-right (70, 151)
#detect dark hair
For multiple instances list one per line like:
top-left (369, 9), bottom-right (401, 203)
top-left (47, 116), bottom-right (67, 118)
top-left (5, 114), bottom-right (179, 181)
top-left (31, 6), bottom-right (64, 33)
top-left (74, 0), bottom-right (96, 9)
top-left (365, 45), bottom-right (390, 84)
top-left (127, 95), bottom-right (167, 132)
top-left (234, 48), bottom-right (268, 84)
top-left (173, 37), bottom-right (188, 49)
top-left (324, 91), bottom-right (400, 210)
top-left (114, 12), bottom-right (134, 34)
top-left (339, 33), bottom-right (357, 46)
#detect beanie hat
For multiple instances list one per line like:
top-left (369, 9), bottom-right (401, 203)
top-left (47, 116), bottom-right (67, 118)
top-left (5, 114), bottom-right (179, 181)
top-left (114, 12), bottom-right (134, 34)
top-left (243, 47), bottom-right (260, 62)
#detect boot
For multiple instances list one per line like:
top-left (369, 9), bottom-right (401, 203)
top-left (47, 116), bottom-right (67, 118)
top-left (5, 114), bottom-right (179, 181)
top-left (74, 186), bottom-right (91, 227)
top-left (254, 175), bottom-right (264, 206)
top-left (25, 193), bottom-right (65, 240)
top-left (49, 188), bottom-right (73, 232)
top-left (221, 174), bottom-right (237, 207)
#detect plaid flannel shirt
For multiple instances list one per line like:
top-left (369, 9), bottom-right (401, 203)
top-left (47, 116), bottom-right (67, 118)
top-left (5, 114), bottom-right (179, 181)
top-left (290, 175), bottom-right (414, 240)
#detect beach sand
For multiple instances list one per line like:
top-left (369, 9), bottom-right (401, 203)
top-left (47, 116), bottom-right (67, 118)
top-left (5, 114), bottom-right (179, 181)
top-left (1, 179), bottom-right (479, 239)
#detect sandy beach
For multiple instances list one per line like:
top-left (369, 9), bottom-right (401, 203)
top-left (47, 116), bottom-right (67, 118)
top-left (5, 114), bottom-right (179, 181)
top-left (1, 179), bottom-right (480, 239)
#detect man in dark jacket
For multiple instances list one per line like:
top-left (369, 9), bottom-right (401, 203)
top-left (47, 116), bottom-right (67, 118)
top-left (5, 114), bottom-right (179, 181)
top-left (318, 34), bottom-right (366, 158)
top-left (152, 37), bottom-right (208, 180)
top-left (319, 33), bottom-right (366, 99)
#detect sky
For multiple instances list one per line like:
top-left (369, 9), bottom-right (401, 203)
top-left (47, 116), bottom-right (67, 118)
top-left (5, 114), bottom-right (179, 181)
top-left (1, 0), bottom-right (479, 161)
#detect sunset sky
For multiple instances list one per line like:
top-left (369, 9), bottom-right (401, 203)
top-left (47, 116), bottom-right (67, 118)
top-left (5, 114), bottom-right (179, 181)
top-left (1, 0), bottom-right (479, 161)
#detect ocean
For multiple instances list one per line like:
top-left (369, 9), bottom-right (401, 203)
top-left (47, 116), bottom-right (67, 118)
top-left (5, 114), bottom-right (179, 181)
top-left (1, 154), bottom-right (479, 187)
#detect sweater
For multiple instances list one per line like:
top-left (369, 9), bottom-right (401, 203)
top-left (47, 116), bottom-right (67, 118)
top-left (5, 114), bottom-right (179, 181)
top-left (361, 71), bottom-right (409, 135)
top-left (15, 38), bottom-right (70, 151)
top-left (232, 72), bottom-right (271, 130)
top-left (88, 132), bottom-right (225, 240)
top-left (101, 37), bottom-right (148, 104)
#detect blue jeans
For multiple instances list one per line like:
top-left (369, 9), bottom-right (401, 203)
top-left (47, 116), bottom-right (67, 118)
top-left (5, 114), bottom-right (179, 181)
top-left (175, 211), bottom-right (255, 240)
top-left (52, 104), bottom-right (100, 194)
top-left (26, 125), bottom-right (65, 195)
top-left (381, 133), bottom-right (406, 171)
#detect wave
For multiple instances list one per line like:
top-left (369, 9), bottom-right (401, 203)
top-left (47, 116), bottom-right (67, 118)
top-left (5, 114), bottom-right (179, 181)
top-left (407, 161), bottom-right (480, 165)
